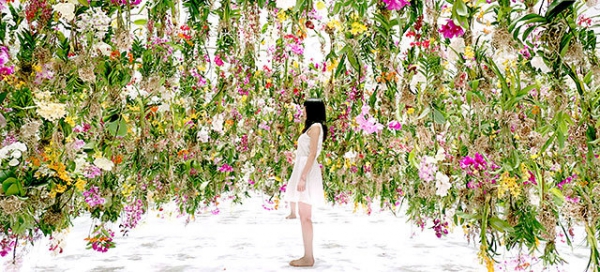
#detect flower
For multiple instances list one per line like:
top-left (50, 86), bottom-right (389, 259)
top-left (435, 172), bottom-right (451, 196)
top-left (350, 22), bottom-right (368, 35)
top-left (530, 56), bottom-right (551, 73)
top-left (36, 102), bottom-right (67, 122)
top-left (93, 42), bottom-right (112, 57)
top-left (315, 1), bottom-right (326, 10)
top-left (439, 19), bottom-right (465, 39)
top-left (382, 0), bottom-right (410, 10)
top-left (214, 55), bottom-right (224, 67)
top-left (197, 127), bottom-right (210, 143)
top-left (94, 157), bottom-right (115, 171)
top-left (212, 114), bottom-right (224, 133)
top-left (276, 0), bottom-right (296, 10)
top-left (418, 156), bottom-right (437, 182)
top-left (52, 3), bottom-right (75, 21)
top-left (387, 120), bottom-right (402, 131)
top-left (218, 163), bottom-right (234, 172)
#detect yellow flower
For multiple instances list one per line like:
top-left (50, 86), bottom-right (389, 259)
top-left (350, 22), bottom-right (367, 35)
top-left (56, 184), bottom-right (67, 193)
top-left (327, 59), bottom-right (338, 72)
top-left (498, 172), bottom-right (520, 198)
top-left (64, 115), bottom-right (76, 126)
top-left (464, 46), bottom-right (475, 59)
top-left (326, 19), bottom-right (341, 30)
top-left (407, 108), bottom-right (415, 115)
top-left (75, 178), bottom-right (86, 192)
top-left (315, 1), bottom-right (326, 10)
top-left (277, 10), bottom-right (287, 23)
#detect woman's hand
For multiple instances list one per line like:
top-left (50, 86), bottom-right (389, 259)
top-left (297, 176), bottom-right (307, 192)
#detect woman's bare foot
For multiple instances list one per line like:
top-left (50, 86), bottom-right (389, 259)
top-left (289, 257), bottom-right (314, 267)
top-left (285, 214), bottom-right (297, 219)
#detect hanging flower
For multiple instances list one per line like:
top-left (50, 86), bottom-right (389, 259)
top-left (439, 19), bottom-right (465, 39)
top-left (382, 0), bottom-right (410, 10)
top-left (435, 172), bottom-right (451, 197)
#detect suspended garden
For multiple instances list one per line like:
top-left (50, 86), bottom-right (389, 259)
top-left (1, 0), bottom-right (600, 270)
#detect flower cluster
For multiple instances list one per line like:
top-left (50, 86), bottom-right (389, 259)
top-left (76, 7), bottom-right (112, 41)
top-left (355, 105), bottom-right (383, 134)
top-left (0, 46), bottom-right (14, 80)
top-left (0, 142), bottom-right (27, 167)
top-left (83, 186), bottom-right (105, 209)
top-left (85, 225), bottom-right (115, 253)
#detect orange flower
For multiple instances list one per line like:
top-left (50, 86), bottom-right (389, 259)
top-left (128, 52), bottom-right (134, 63)
top-left (225, 119), bottom-right (234, 126)
top-left (110, 50), bottom-right (120, 60)
top-left (111, 154), bottom-right (123, 165)
top-left (177, 149), bottom-right (189, 157)
top-left (531, 105), bottom-right (540, 115)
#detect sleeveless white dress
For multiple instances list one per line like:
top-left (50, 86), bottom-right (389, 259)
top-left (283, 123), bottom-right (325, 206)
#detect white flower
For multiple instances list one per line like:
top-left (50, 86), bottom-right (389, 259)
top-left (276, 0), bottom-right (296, 10)
top-left (8, 158), bottom-right (19, 167)
top-left (197, 127), bottom-right (210, 143)
top-left (409, 72), bottom-right (427, 90)
top-left (447, 37), bottom-right (465, 62)
top-left (493, 48), bottom-right (517, 72)
top-left (530, 56), bottom-right (551, 73)
top-left (36, 102), bottom-right (67, 122)
top-left (435, 148), bottom-right (445, 162)
top-left (212, 114), bottom-right (224, 133)
top-left (74, 155), bottom-right (89, 174)
top-left (53, 3), bottom-right (75, 21)
top-left (587, 0), bottom-right (598, 7)
top-left (435, 172), bottom-right (451, 197)
top-left (424, 155), bottom-right (436, 165)
top-left (92, 42), bottom-right (112, 57)
top-left (344, 150), bottom-right (357, 160)
top-left (94, 157), bottom-right (114, 171)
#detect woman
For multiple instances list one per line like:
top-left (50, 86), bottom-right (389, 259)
top-left (283, 98), bottom-right (327, 267)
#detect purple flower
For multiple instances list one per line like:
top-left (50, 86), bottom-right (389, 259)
top-left (287, 44), bottom-right (304, 55)
top-left (439, 19), bottom-right (465, 39)
top-left (218, 163), bottom-right (233, 173)
top-left (557, 174), bottom-right (577, 190)
top-left (83, 165), bottom-right (102, 179)
top-left (74, 139), bottom-right (85, 150)
top-left (83, 186), bottom-right (106, 208)
top-left (382, 0), bottom-right (410, 10)
top-left (0, 46), bottom-right (9, 66)
top-left (388, 120), bottom-right (402, 131)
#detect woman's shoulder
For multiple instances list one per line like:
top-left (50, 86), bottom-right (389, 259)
top-left (307, 123), bottom-right (323, 135)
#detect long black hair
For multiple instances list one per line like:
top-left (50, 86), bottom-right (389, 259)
top-left (301, 98), bottom-right (328, 141)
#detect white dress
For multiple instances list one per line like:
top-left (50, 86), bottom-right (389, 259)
top-left (283, 123), bottom-right (325, 206)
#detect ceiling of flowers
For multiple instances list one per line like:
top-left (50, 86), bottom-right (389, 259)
top-left (1, 0), bottom-right (600, 270)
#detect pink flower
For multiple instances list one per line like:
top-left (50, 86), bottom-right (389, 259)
top-left (382, 0), bottom-right (410, 10)
top-left (218, 163), bottom-right (233, 172)
top-left (214, 55), bottom-right (224, 67)
top-left (439, 19), bottom-right (464, 39)
top-left (74, 139), bottom-right (85, 150)
top-left (287, 44), bottom-right (304, 55)
top-left (388, 120), bottom-right (402, 130)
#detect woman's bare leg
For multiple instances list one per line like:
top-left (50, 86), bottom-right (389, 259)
top-left (290, 201), bottom-right (314, 267)
top-left (286, 202), bottom-right (297, 219)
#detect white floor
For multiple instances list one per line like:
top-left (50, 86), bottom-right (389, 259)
top-left (10, 196), bottom-right (590, 272)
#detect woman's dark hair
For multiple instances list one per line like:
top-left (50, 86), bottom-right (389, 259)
top-left (302, 98), bottom-right (328, 141)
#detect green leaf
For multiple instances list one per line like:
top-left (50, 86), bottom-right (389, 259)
top-left (5, 183), bottom-right (20, 196)
top-left (408, 148), bottom-right (418, 168)
top-left (490, 216), bottom-right (514, 232)
top-left (433, 108), bottom-right (446, 124)
top-left (78, 0), bottom-right (89, 7)
top-left (545, 0), bottom-right (575, 20)
top-left (453, 0), bottom-right (469, 17)
top-left (133, 19), bottom-right (148, 26)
